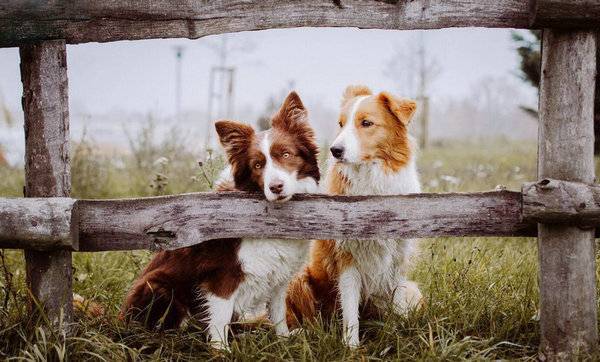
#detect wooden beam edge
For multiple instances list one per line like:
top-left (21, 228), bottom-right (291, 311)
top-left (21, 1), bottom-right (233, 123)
top-left (522, 179), bottom-right (600, 226)
top-left (0, 197), bottom-right (78, 251)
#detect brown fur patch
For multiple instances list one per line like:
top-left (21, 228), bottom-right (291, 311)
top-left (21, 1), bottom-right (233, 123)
top-left (358, 96), bottom-right (412, 172)
top-left (377, 92), bottom-right (417, 125)
top-left (271, 91), bottom-right (320, 182)
top-left (121, 239), bottom-right (243, 330)
top-left (286, 239), bottom-right (355, 327)
top-left (325, 163), bottom-right (351, 195)
top-left (215, 120), bottom-right (260, 192)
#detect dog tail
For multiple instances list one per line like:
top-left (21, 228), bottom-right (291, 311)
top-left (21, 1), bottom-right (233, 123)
top-left (286, 266), bottom-right (318, 329)
top-left (286, 240), bottom-right (341, 328)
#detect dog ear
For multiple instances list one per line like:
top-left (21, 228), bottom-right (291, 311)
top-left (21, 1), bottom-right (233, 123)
top-left (341, 85), bottom-right (372, 106)
top-left (271, 92), bottom-right (320, 182)
top-left (377, 92), bottom-right (417, 125)
top-left (271, 91), bottom-right (308, 131)
top-left (215, 120), bottom-right (256, 189)
top-left (215, 120), bottom-right (255, 157)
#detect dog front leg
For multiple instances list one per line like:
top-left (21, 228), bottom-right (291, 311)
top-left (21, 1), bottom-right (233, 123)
top-left (338, 265), bottom-right (361, 348)
top-left (206, 293), bottom-right (236, 350)
top-left (270, 283), bottom-right (290, 337)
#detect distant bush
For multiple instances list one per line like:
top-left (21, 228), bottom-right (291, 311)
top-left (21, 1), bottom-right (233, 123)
top-left (0, 165), bottom-right (23, 197)
top-left (69, 121), bottom-right (225, 199)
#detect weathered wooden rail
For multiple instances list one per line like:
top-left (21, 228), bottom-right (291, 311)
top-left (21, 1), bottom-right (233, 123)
top-left (0, 0), bottom-right (598, 360)
top-left (0, 0), bottom-right (600, 48)
top-left (1, 190), bottom-right (536, 251)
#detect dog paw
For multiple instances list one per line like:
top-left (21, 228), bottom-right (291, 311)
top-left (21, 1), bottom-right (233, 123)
top-left (275, 326), bottom-right (290, 338)
top-left (343, 330), bottom-right (360, 349)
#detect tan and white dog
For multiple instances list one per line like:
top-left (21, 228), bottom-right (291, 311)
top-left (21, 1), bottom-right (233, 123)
top-left (286, 85), bottom-right (423, 347)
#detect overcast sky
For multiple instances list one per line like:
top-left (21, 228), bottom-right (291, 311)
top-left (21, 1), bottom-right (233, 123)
top-left (0, 27), bottom-right (534, 116)
top-left (0, 27), bottom-right (536, 163)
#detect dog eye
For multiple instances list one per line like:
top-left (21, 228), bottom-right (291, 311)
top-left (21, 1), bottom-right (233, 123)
top-left (254, 163), bottom-right (262, 169)
top-left (282, 152), bottom-right (291, 159)
top-left (338, 121), bottom-right (343, 128)
top-left (361, 120), bottom-right (374, 127)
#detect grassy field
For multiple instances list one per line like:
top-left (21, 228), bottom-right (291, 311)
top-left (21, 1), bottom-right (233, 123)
top-left (1, 136), bottom-right (598, 361)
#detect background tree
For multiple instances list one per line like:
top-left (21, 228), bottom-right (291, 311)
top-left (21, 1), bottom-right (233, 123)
top-left (383, 32), bottom-right (441, 149)
top-left (513, 30), bottom-right (600, 153)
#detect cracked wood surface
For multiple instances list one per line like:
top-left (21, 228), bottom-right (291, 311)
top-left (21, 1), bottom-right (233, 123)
top-left (0, 1), bottom-right (532, 47)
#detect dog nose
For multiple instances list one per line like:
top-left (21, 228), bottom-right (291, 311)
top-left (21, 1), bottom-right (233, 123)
top-left (330, 145), bottom-right (345, 159)
top-left (269, 181), bottom-right (284, 194)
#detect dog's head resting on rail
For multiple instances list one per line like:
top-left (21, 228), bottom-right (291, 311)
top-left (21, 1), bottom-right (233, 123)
top-left (215, 91), bottom-right (320, 202)
top-left (330, 85), bottom-right (417, 172)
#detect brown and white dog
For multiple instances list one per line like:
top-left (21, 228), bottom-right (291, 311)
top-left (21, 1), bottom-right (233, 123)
top-left (121, 91), bottom-right (320, 349)
top-left (286, 85), bottom-right (423, 347)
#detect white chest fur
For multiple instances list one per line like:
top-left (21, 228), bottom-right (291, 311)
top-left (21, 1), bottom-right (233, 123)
top-left (333, 158), bottom-right (421, 300)
top-left (334, 158), bottom-right (421, 196)
top-left (234, 238), bottom-right (311, 316)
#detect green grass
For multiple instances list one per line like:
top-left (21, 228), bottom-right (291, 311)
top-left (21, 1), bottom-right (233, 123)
top-left (1, 138), bottom-right (598, 360)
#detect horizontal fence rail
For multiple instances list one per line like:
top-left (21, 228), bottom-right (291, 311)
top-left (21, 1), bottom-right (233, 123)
top-left (529, 0), bottom-right (600, 27)
top-left (0, 0), bottom-right (597, 48)
top-left (5, 179), bottom-right (600, 252)
top-left (76, 190), bottom-right (534, 251)
top-left (4, 181), bottom-right (589, 252)
top-left (3, 179), bottom-right (597, 253)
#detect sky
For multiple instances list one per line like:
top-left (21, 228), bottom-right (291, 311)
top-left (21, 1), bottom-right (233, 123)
top-left (0, 27), bottom-right (537, 164)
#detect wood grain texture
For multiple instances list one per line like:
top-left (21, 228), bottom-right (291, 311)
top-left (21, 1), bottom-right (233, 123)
top-left (11, 185), bottom-right (600, 252)
top-left (0, 0), bottom-right (531, 47)
top-left (530, 0), bottom-right (600, 27)
top-left (596, 31), bottom-right (600, 154)
top-left (537, 29), bottom-right (598, 359)
top-left (0, 198), bottom-right (77, 250)
top-left (522, 179), bottom-right (600, 225)
top-left (21, 41), bottom-right (71, 197)
top-left (74, 190), bottom-right (534, 252)
top-left (20, 40), bottom-right (73, 329)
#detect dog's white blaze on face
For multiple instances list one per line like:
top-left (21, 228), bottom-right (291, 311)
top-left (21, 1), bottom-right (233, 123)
top-left (331, 96), bottom-right (368, 163)
top-left (260, 132), bottom-right (297, 202)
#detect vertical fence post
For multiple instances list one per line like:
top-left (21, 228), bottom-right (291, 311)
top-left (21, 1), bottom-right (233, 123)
top-left (538, 29), bottom-right (598, 359)
top-left (596, 32), bottom-right (600, 154)
top-left (19, 40), bottom-right (73, 330)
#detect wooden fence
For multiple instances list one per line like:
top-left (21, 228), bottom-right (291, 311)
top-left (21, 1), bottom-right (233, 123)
top-left (0, 0), bottom-right (599, 359)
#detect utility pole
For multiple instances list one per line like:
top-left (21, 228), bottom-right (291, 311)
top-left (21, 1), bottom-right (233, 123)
top-left (174, 46), bottom-right (185, 122)
top-left (205, 35), bottom-right (236, 148)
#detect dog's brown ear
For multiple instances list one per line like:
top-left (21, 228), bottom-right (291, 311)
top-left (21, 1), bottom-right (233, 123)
top-left (215, 120), bottom-right (257, 190)
top-left (271, 91), bottom-right (320, 182)
top-left (341, 85), bottom-right (372, 106)
top-left (271, 91), bottom-right (308, 130)
top-left (377, 92), bottom-right (417, 125)
top-left (215, 120), bottom-right (255, 156)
